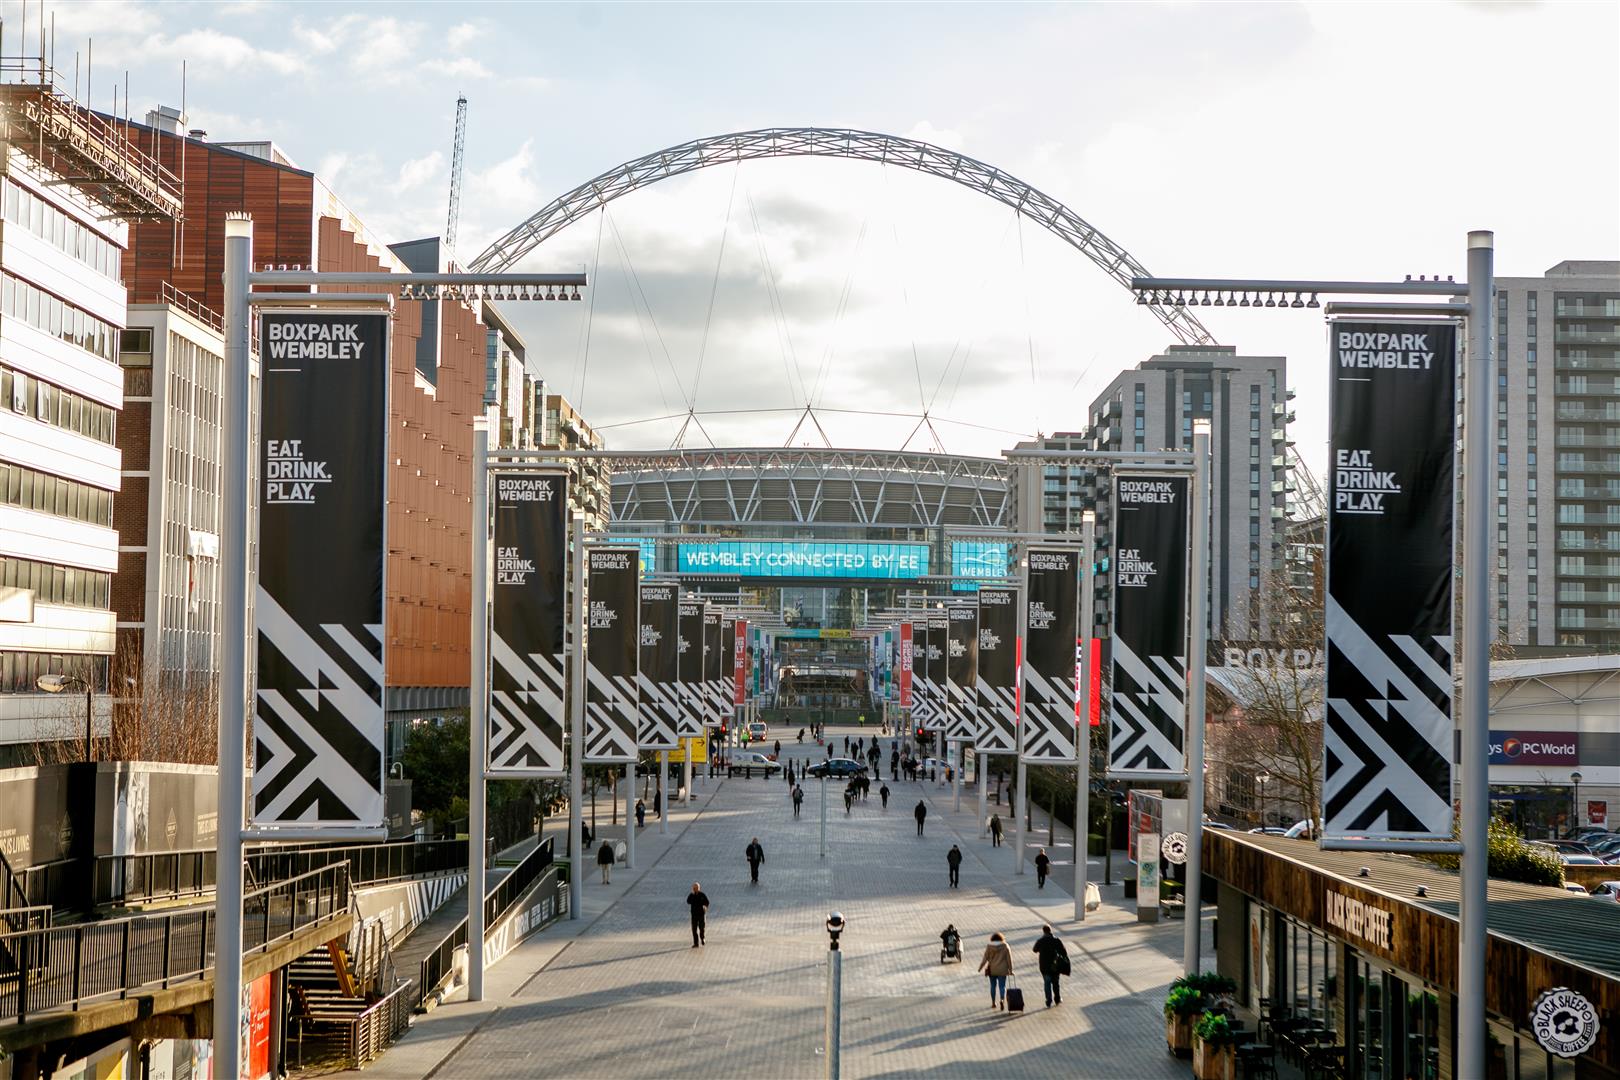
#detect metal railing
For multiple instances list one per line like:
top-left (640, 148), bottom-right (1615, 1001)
top-left (94, 849), bottom-right (214, 907)
top-left (0, 863), bottom-right (350, 1025)
top-left (347, 981), bottom-right (413, 1066)
top-left (416, 838), bottom-right (556, 1008)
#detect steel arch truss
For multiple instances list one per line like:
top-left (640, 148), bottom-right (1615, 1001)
top-left (470, 127), bottom-right (1217, 347)
top-left (608, 447), bottom-right (1011, 529)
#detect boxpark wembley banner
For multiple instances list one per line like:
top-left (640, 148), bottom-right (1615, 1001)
top-left (252, 310), bottom-right (388, 830)
top-left (637, 582), bottom-right (681, 751)
top-left (676, 600), bottom-right (705, 737)
top-left (733, 618), bottom-right (749, 711)
top-left (1021, 548), bottom-right (1079, 763)
top-left (908, 622), bottom-right (935, 729)
top-left (1324, 320), bottom-right (1457, 841)
top-left (945, 602), bottom-right (979, 743)
top-left (487, 470), bottom-right (568, 776)
top-left (974, 587), bottom-right (1018, 754)
top-left (927, 614), bottom-right (949, 730)
top-left (703, 606), bottom-right (722, 727)
top-left (719, 615), bottom-right (736, 727)
top-left (1108, 476), bottom-right (1190, 779)
top-left (585, 547), bottom-right (639, 763)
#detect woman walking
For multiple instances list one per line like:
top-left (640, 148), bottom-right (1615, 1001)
top-left (977, 932), bottom-right (1014, 1010)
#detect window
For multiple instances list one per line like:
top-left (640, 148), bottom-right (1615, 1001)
top-left (0, 272), bottom-right (119, 363)
top-left (0, 462), bottom-right (113, 527)
top-left (0, 179), bottom-right (123, 280)
top-left (0, 366), bottom-right (116, 444)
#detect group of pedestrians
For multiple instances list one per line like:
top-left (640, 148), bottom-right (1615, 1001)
top-left (976, 924), bottom-right (1071, 1010)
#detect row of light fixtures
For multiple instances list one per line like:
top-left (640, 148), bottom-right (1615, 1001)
top-left (399, 284), bottom-right (582, 302)
top-left (1136, 289), bottom-right (1321, 309)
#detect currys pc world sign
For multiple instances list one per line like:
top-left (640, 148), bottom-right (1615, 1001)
top-left (1489, 731), bottom-right (1579, 766)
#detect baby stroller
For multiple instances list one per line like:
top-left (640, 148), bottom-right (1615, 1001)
top-left (939, 926), bottom-right (962, 964)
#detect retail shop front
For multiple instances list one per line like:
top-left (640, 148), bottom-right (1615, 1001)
top-left (1205, 830), bottom-right (1618, 1080)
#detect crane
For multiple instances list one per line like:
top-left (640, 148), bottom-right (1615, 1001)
top-left (445, 94), bottom-right (468, 257)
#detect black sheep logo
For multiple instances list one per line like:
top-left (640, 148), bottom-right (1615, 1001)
top-left (1551, 1010), bottom-right (1582, 1040)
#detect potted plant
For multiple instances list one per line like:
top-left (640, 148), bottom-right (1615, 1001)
top-left (1163, 985), bottom-right (1202, 1056)
top-left (1193, 1011), bottom-right (1239, 1080)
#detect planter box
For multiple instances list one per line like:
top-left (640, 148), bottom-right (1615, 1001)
top-left (1192, 1038), bottom-right (1235, 1080)
top-left (1165, 1015), bottom-right (1194, 1057)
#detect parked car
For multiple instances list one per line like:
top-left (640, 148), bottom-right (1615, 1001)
top-left (732, 751), bottom-right (780, 775)
top-left (1564, 883), bottom-right (1590, 895)
top-left (1588, 881), bottom-right (1620, 902)
top-left (1541, 839), bottom-right (1594, 855)
top-left (1204, 821), bottom-right (1237, 831)
top-left (1559, 854), bottom-right (1606, 866)
top-left (1249, 827), bottom-right (1289, 836)
top-left (1283, 820), bottom-right (1317, 841)
top-left (807, 758), bottom-right (868, 778)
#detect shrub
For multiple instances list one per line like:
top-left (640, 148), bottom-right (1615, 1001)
top-left (1194, 1011), bottom-right (1239, 1046)
top-left (1423, 817), bottom-right (1564, 887)
top-left (1164, 985), bottom-right (1203, 1018)
top-left (1173, 971), bottom-right (1237, 997)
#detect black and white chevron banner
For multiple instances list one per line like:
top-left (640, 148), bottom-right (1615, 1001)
top-left (975, 587), bottom-right (1018, 753)
top-left (585, 547), bottom-right (639, 763)
top-left (252, 310), bottom-right (388, 829)
top-left (676, 601), bottom-right (705, 737)
top-left (945, 603), bottom-right (979, 743)
top-left (908, 624), bottom-right (935, 728)
top-left (1108, 475), bottom-right (1189, 779)
top-left (1021, 547), bottom-right (1079, 763)
top-left (719, 616), bottom-right (736, 727)
top-left (637, 582), bottom-right (680, 751)
top-left (1324, 320), bottom-right (1457, 840)
top-left (487, 470), bottom-right (568, 776)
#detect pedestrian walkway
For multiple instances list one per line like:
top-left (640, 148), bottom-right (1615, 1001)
top-left (362, 728), bottom-right (1204, 1079)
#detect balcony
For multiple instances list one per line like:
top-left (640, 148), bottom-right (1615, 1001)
top-left (1556, 355), bottom-right (1620, 372)
top-left (1558, 616), bottom-right (1620, 631)
top-left (1558, 589), bottom-right (1620, 603)
top-left (1555, 330), bottom-right (1620, 346)
top-left (1557, 433), bottom-right (1620, 448)
top-left (1555, 405), bottom-right (1620, 421)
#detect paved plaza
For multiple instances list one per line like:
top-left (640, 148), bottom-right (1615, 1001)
top-left (366, 728), bottom-right (1206, 1079)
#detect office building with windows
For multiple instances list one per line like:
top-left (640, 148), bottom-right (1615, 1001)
top-left (1013, 344), bottom-right (1292, 640)
top-left (0, 82), bottom-right (181, 761)
top-left (1495, 260), bottom-right (1620, 649)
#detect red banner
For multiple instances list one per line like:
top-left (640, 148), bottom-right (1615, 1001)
top-left (898, 622), bottom-right (913, 708)
top-left (733, 618), bottom-right (748, 706)
top-left (1089, 637), bottom-right (1103, 727)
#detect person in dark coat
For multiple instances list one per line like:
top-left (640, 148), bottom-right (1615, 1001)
top-left (1031, 924), bottom-right (1069, 1006)
top-left (745, 838), bottom-right (765, 884)
top-left (653, 789), bottom-right (663, 818)
top-left (989, 814), bottom-right (1004, 847)
top-left (1034, 847), bottom-right (1051, 889)
top-left (792, 784), bottom-right (804, 818)
top-left (686, 882), bottom-right (710, 947)
top-left (947, 844), bottom-right (963, 888)
top-left (773, 739), bottom-right (781, 759)
top-left (597, 840), bottom-right (615, 884)
top-left (914, 800), bottom-right (927, 837)
top-left (635, 799), bottom-right (646, 828)
top-left (890, 749), bottom-right (900, 781)
top-left (879, 783), bottom-right (890, 809)
top-left (844, 787), bottom-right (854, 815)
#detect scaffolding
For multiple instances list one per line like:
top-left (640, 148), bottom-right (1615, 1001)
top-left (0, 62), bottom-right (183, 222)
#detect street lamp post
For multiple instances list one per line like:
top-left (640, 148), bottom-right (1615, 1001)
top-left (1256, 773), bottom-right (1271, 828)
top-left (1571, 771), bottom-right (1583, 835)
top-left (36, 674), bottom-right (93, 762)
top-left (824, 912), bottom-right (845, 1080)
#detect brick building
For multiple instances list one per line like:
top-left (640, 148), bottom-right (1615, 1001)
top-left (121, 119), bottom-right (487, 755)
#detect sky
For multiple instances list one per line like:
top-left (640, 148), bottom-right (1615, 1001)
top-left (26, 0), bottom-right (1620, 475)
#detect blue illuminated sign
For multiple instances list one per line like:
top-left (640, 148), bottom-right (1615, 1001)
top-left (951, 540), bottom-right (1009, 591)
top-left (677, 541), bottom-right (930, 580)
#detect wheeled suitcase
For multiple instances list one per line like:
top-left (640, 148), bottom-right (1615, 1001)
top-left (1006, 984), bottom-right (1025, 1013)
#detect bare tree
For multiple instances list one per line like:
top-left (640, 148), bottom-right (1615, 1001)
top-left (33, 636), bottom-right (219, 766)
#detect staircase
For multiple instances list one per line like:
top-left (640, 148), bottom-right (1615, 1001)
top-left (285, 916), bottom-right (410, 1069)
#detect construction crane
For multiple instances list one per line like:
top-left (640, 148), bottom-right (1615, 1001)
top-left (445, 94), bottom-right (468, 257)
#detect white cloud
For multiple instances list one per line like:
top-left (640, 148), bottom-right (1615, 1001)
top-left (137, 27), bottom-right (306, 77)
top-left (446, 22), bottom-right (483, 51)
top-left (420, 57), bottom-right (494, 81)
top-left (393, 151), bottom-right (444, 194)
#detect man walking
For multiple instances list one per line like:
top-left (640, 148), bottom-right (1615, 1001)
top-left (1034, 847), bottom-right (1051, 889)
top-left (653, 789), bottom-right (662, 819)
top-left (635, 799), bottom-right (646, 829)
top-left (686, 882), bottom-right (710, 947)
top-left (879, 782), bottom-right (890, 809)
top-left (792, 784), bottom-right (804, 819)
top-left (597, 839), bottom-right (615, 884)
top-left (914, 800), bottom-right (927, 837)
top-left (745, 837), bottom-right (765, 885)
top-left (947, 844), bottom-right (963, 888)
top-left (890, 749), bottom-right (899, 781)
top-left (989, 813), bottom-right (1004, 847)
top-left (773, 738), bottom-right (781, 759)
top-left (1031, 924), bottom-right (1069, 1006)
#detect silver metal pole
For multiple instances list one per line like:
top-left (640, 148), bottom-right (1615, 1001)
top-left (683, 745), bottom-right (692, 804)
top-left (1457, 230), bottom-right (1495, 1080)
top-left (625, 762), bottom-right (635, 869)
top-left (1182, 428), bottom-right (1212, 975)
top-left (1076, 513), bottom-right (1096, 921)
top-left (1014, 759), bottom-right (1028, 875)
top-left (569, 515), bottom-right (585, 920)
top-left (952, 740), bottom-right (961, 813)
top-left (659, 750), bottom-right (668, 835)
top-left (820, 775), bottom-right (828, 858)
top-left (212, 213), bottom-right (251, 1080)
top-left (468, 419), bottom-right (489, 999)
top-left (825, 947), bottom-right (842, 1080)
top-left (978, 752), bottom-right (988, 838)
